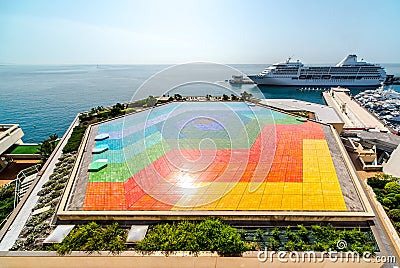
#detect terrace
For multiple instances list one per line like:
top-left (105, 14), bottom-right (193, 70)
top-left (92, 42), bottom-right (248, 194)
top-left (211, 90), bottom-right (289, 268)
top-left (57, 101), bottom-right (373, 222)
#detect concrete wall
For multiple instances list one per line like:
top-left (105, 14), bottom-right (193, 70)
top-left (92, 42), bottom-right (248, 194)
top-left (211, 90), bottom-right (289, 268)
top-left (383, 144), bottom-right (400, 177)
top-left (3, 154), bottom-right (41, 160)
top-left (0, 125), bottom-right (24, 155)
top-left (0, 251), bottom-right (382, 268)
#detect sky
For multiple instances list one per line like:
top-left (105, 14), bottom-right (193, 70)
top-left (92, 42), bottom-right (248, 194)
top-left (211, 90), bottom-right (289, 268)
top-left (0, 0), bottom-right (399, 64)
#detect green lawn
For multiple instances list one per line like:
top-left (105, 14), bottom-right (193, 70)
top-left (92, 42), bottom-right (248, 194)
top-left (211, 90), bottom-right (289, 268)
top-left (8, 145), bottom-right (40, 155)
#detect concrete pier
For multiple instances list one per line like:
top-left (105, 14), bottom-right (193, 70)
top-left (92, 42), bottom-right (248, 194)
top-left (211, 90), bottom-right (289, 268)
top-left (323, 88), bottom-right (389, 132)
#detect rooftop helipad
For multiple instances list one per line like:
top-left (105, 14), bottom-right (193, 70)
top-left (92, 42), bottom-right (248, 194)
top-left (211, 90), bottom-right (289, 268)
top-left (58, 101), bottom-right (373, 222)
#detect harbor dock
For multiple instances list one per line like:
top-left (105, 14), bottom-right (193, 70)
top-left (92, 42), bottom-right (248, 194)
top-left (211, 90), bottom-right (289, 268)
top-left (322, 87), bottom-right (389, 132)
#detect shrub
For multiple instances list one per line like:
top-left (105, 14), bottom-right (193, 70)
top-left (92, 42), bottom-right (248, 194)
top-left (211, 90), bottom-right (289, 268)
top-left (272, 226), bottom-right (280, 239)
top-left (268, 237), bottom-right (280, 250)
top-left (37, 187), bottom-right (52, 197)
top-left (295, 240), bottom-right (310, 251)
top-left (311, 241), bottom-right (329, 251)
top-left (49, 190), bottom-right (63, 199)
top-left (136, 218), bottom-right (248, 256)
top-left (53, 183), bottom-right (65, 191)
top-left (0, 184), bottom-right (15, 225)
top-left (382, 197), bottom-right (394, 209)
top-left (385, 182), bottom-right (400, 194)
top-left (255, 228), bottom-right (264, 240)
top-left (38, 196), bottom-right (53, 205)
top-left (297, 224), bottom-right (308, 240)
top-left (43, 180), bottom-right (55, 188)
top-left (50, 222), bottom-right (127, 255)
top-left (389, 209), bottom-right (400, 221)
top-left (284, 241), bottom-right (296, 251)
top-left (33, 202), bottom-right (46, 210)
top-left (394, 222), bottom-right (400, 232)
top-left (63, 126), bottom-right (86, 153)
top-left (367, 177), bottom-right (389, 189)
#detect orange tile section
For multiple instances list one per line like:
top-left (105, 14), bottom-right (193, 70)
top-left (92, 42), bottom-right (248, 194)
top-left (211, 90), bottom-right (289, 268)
top-left (83, 121), bottom-right (347, 212)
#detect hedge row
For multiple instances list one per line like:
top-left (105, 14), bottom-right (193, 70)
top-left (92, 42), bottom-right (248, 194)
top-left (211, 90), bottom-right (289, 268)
top-left (62, 126), bottom-right (86, 153)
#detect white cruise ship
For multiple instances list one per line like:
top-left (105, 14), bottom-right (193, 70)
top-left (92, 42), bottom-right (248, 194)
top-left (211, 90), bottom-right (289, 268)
top-left (248, 55), bottom-right (386, 87)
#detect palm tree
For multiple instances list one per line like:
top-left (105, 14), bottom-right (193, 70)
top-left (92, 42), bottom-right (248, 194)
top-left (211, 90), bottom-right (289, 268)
top-left (240, 91), bottom-right (252, 101)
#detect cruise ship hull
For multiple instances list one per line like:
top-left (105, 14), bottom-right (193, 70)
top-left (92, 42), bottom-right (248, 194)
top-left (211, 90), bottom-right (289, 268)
top-left (248, 76), bottom-right (384, 87)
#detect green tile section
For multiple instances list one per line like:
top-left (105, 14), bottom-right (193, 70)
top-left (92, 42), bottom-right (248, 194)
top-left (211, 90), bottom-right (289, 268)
top-left (89, 140), bottom-right (170, 182)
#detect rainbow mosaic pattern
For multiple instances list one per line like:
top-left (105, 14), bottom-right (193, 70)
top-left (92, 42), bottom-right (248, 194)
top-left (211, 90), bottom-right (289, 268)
top-left (83, 102), bottom-right (347, 211)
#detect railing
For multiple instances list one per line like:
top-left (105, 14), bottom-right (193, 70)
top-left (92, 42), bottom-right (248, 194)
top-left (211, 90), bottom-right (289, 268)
top-left (0, 212), bottom-right (12, 229)
top-left (13, 164), bottom-right (41, 208)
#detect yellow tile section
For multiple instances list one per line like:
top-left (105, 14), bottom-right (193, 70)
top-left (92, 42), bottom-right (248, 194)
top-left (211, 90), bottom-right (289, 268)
top-left (303, 139), bottom-right (347, 211)
top-left (283, 183), bottom-right (302, 195)
top-left (264, 182), bottom-right (284, 195)
top-left (260, 194), bottom-right (282, 210)
top-left (281, 195), bottom-right (303, 210)
top-left (303, 195), bottom-right (324, 210)
top-left (216, 194), bottom-right (242, 210)
top-left (170, 139), bottom-right (347, 211)
top-left (237, 194), bottom-right (262, 210)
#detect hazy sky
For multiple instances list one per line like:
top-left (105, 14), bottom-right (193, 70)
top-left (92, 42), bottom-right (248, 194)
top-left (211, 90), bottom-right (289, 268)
top-left (0, 0), bottom-right (399, 64)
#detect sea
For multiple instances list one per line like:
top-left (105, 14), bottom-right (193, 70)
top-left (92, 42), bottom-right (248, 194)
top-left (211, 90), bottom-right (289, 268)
top-left (1, 64), bottom-right (400, 143)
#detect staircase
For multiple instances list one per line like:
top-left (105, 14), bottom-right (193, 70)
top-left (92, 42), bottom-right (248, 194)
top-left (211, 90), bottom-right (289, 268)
top-left (14, 164), bottom-right (41, 208)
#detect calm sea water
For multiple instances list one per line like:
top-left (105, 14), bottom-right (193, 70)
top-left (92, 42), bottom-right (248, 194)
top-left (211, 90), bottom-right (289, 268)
top-left (1, 64), bottom-right (399, 143)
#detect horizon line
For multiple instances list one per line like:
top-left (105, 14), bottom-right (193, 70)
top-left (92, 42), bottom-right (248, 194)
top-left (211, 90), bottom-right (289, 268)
top-left (2, 62), bottom-right (400, 66)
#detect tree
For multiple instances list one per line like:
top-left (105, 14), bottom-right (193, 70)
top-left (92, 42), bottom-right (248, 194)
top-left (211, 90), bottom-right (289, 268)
top-left (39, 134), bottom-right (58, 162)
top-left (174, 94), bottom-right (183, 101)
top-left (240, 91), bottom-right (252, 101)
top-left (110, 103), bottom-right (124, 117)
top-left (222, 94), bottom-right (229, 101)
top-left (145, 96), bottom-right (157, 107)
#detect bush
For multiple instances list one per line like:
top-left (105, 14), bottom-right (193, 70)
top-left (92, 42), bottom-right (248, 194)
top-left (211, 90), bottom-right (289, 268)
top-left (63, 126), bottom-right (86, 153)
top-left (272, 226), bottom-right (280, 239)
top-left (0, 184), bottom-right (15, 225)
top-left (394, 222), bottom-right (400, 232)
top-left (389, 209), bottom-right (400, 221)
top-left (383, 197), bottom-right (394, 209)
top-left (385, 182), bottom-right (400, 194)
top-left (50, 222), bottom-right (127, 255)
top-left (37, 187), bottom-right (52, 197)
top-left (297, 224), bottom-right (308, 240)
top-left (136, 218), bottom-right (248, 256)
top-left (268, 237), bottom-right (279, 250)
top-left (367, 177), bottom-right (389, 189)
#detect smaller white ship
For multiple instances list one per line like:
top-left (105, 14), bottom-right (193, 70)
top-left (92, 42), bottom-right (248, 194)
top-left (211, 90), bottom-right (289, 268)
top-left (228, 75), bottom-right (254, 85)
